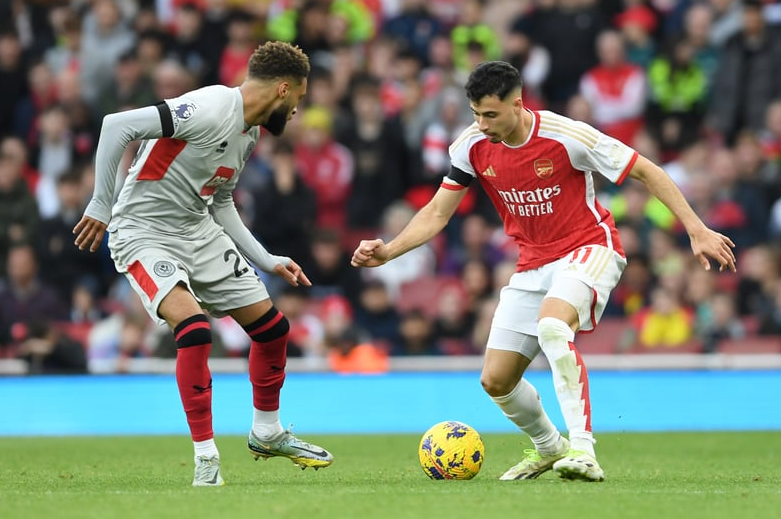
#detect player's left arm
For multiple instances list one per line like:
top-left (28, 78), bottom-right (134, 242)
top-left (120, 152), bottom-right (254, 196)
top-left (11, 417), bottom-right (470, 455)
top-left (211, 191), bottom-right (311, 287)
top-left (627, 155), bottom-right (736, 272)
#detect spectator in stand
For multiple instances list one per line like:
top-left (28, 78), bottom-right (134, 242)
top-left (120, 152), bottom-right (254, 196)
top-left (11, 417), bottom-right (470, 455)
top-left (735, 244), bottom-right (781, 317)
top-left (0, 27), bottom-right (28, 138)
top-left (219, 10), bottom-right (258, 87)
top-left (613, 2), bottom-right (658, 69)
top-left (15, 60), bottom-right (58, 146)
top-left (360, 201), bottom-right (436, 302)
top-left (0, 242), bottom-right (66, 351)
top-left (353, 279), bottom-right (402, 352)
top-left (708, 146), bottom-right (768, 249)
top-left (604, 252), bottom-right (654, 318)
top-left (0, 154), bottom-right (39, 276)
top-left (15, 318), bottom-right (88, 374)
top-left (706, 0), bottom-right (781, 146)
top-left (98, 46), bottom-right (156, 118)
top-left (31, 104), bottom-right (74, 219)
top-left (167, 2), bottom-right (218, 86)
top-left (450, 0), bottom-right (502, 74)
top-left (527, 0), bottom-right (607, 111)
top-left (136, 29), bottom-right (169, 79)
top-left (708, 0), bottom-right (744, 49)
top-left (759, 99), bottom-right (781, 168)
top-left (79, 0), bottom-right (136, 106)
top-left (684, 260), bottom-right (717, 328)
top-left (327, 325), bottom-right (388, 374)
top-left (43, 8), bottom-right (82, 77)
top-left (0, 135), bottom-right (39, 195)
top-left (250, 138), bottom-right (317, 270)
top-left (697, 290), bottom-right (746, 353)
top-left (337, 74), bottom-right (410, 230)
top-left (757, 279), bottom-right (781, 336)
top-left (294, 105), bottom-right (353, 230)
top-left (417, 87), bottom-right (473, 191)
top-left (38, 165), bottom-right (105, 302)
top-left (621, 285), bottom-right (696, 351)
top-left (677, 169), bottom-right (750, 253)
top-left (151, 58), bottom-right (195, 101)
top-left (502, 16), bottom-right (549, 111)
top-left (579, 29), bottom-right (646, 146)
top-left (732, 131), bottom-right (780, 226)
top-left (431, 280), bottom-right (475, 355)
top-left (646, 36), bottom-right (708, 158)
top-left (301, 227), bottom-right (363, 306)
top-left (274, 285), bottom-right (325, 362)
top-left (54, 67), bottom-right (97, 163)
top-left (381, 0), bottom-right (442, 64)
top-left (86, 288), bottom-right (163, 372)
top-left (611, 179), bottom-right (675, 254)
top-left (395, 308), bottom-right (442, 356)
top-left (680, 2), bottom-right (720, 94)
top-left (318, 293), bottom-right (356, 355)
top-left (440, 213), bottom-right (505, 276)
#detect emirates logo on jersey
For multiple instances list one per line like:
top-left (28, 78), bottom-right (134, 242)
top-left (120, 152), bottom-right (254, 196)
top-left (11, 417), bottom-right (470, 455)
top-left (534, 159), bottom-right (554, 179)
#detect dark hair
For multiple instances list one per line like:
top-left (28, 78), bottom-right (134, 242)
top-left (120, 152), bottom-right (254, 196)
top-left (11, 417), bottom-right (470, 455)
top-left (247, 40), bottom-right (310, 82)
top-left (464, 61), bottom-right (523, 103)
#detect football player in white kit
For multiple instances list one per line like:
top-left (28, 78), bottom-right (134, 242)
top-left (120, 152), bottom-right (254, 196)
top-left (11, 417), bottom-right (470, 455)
top-left (352, 61), bottom-right (736, 482)
top-left (74, 41), bottom-right (333, 486)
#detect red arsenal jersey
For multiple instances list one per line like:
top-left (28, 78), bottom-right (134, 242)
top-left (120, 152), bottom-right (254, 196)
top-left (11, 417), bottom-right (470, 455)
top-left (448, 110), bottom-right (638, 272)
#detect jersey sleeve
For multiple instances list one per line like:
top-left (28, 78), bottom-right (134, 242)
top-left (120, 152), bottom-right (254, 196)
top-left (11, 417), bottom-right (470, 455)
top-left (560, 119), bottom-right (638, 185)
top-left (448, 123), bottom-right (481, 177)
top-left (162, 89), bottom-right (225, 146)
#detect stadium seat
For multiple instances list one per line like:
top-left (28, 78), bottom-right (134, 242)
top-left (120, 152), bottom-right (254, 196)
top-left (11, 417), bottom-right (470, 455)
top-left (575, 318), bottom-right (629, 354)
top-left (625, 339), bottom-right (704, 354)
top-left (717, 337), bottom-right (781, 354)
top-left (397, 276), bottom-right (461, 318)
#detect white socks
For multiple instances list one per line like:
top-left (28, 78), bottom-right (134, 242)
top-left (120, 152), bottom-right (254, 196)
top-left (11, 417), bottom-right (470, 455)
top-left (537, 316), bottom-right (595, 456)
top-left (193, 438), bottom-right (218, 459)
top-left (491, 378), bottom-right (563, 455)
top-left (252, 408), bottom-right (284, 440)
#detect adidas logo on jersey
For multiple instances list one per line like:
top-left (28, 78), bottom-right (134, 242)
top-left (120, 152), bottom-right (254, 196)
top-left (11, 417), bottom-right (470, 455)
top-left (481, 166), bottom-right (497, 177)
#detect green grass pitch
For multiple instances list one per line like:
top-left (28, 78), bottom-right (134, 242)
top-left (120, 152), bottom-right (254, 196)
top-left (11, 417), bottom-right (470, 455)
top-left (1, 432), bottom-right (779, 519)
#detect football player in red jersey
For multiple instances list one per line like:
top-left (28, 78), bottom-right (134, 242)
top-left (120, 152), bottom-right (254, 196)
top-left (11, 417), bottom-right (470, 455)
top-left (352, 61), bottom-right (735, 482)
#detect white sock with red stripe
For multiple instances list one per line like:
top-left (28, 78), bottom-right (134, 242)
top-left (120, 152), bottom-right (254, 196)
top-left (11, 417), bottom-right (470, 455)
top-left (537, 317), bottom-right (596, 457)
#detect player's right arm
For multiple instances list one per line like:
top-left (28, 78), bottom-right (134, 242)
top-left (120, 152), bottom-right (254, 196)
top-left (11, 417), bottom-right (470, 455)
top-left (351, 181), bottom-right (466, 267)
top-left (73, 104), bottom-right (173, 251)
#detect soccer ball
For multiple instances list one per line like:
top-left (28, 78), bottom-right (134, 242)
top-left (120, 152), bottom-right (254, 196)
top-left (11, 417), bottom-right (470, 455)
top-left (418, 421), bottom-right (485, 480)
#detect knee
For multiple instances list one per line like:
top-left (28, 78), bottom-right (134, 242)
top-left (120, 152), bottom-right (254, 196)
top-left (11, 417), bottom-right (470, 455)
top-left (480, 371), bottom-right (518, 398)
top-left (537, 317), bottom-right (573, 343)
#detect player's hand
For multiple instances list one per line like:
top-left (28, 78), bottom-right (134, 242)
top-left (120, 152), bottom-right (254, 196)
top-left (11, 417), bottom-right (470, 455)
top-left (351, 239), bottom-right (389, 268)
top-left (689, 227), bottom-right (736, 273)
top-left (274, 259), bottom-right (312, 287)
top-left (73, 215), bottom-right (107, 252)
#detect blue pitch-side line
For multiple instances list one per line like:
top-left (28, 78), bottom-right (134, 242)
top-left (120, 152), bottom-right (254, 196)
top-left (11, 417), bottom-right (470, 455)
top-left (0, 370), bottom-right (779, 436)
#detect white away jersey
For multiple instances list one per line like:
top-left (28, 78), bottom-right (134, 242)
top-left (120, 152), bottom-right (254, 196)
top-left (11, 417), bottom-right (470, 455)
top-left (449, 110), bottom-right (638, 272)
top-left (109, 85), bottom-right (260, 233)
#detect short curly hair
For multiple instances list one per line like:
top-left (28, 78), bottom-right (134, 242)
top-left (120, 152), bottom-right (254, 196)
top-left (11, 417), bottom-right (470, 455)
top-left (464, 61), bottom-right (523, 103)
top-left (247, 41), bottom-right (310, 83)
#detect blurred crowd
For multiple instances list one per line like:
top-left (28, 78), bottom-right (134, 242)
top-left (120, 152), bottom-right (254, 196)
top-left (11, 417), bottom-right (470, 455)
top-left (1, 0), bottom-right (781, 374)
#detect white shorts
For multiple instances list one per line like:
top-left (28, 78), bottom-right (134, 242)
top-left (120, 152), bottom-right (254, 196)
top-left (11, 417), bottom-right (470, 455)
top-left (109, 222), bottom-right (269, 326)
top-left (488, 245), bottom-right (626, 355)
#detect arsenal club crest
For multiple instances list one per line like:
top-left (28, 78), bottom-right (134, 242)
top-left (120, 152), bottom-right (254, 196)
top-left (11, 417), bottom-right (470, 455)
top-left (534, 159), bottom-right (554, 179)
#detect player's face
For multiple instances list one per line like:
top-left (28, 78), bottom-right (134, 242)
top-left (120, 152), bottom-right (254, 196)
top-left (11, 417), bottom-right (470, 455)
top-left (470, 93), bottom-right (523, 144)
top-left (262, 78), bottom-right (308, 136)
